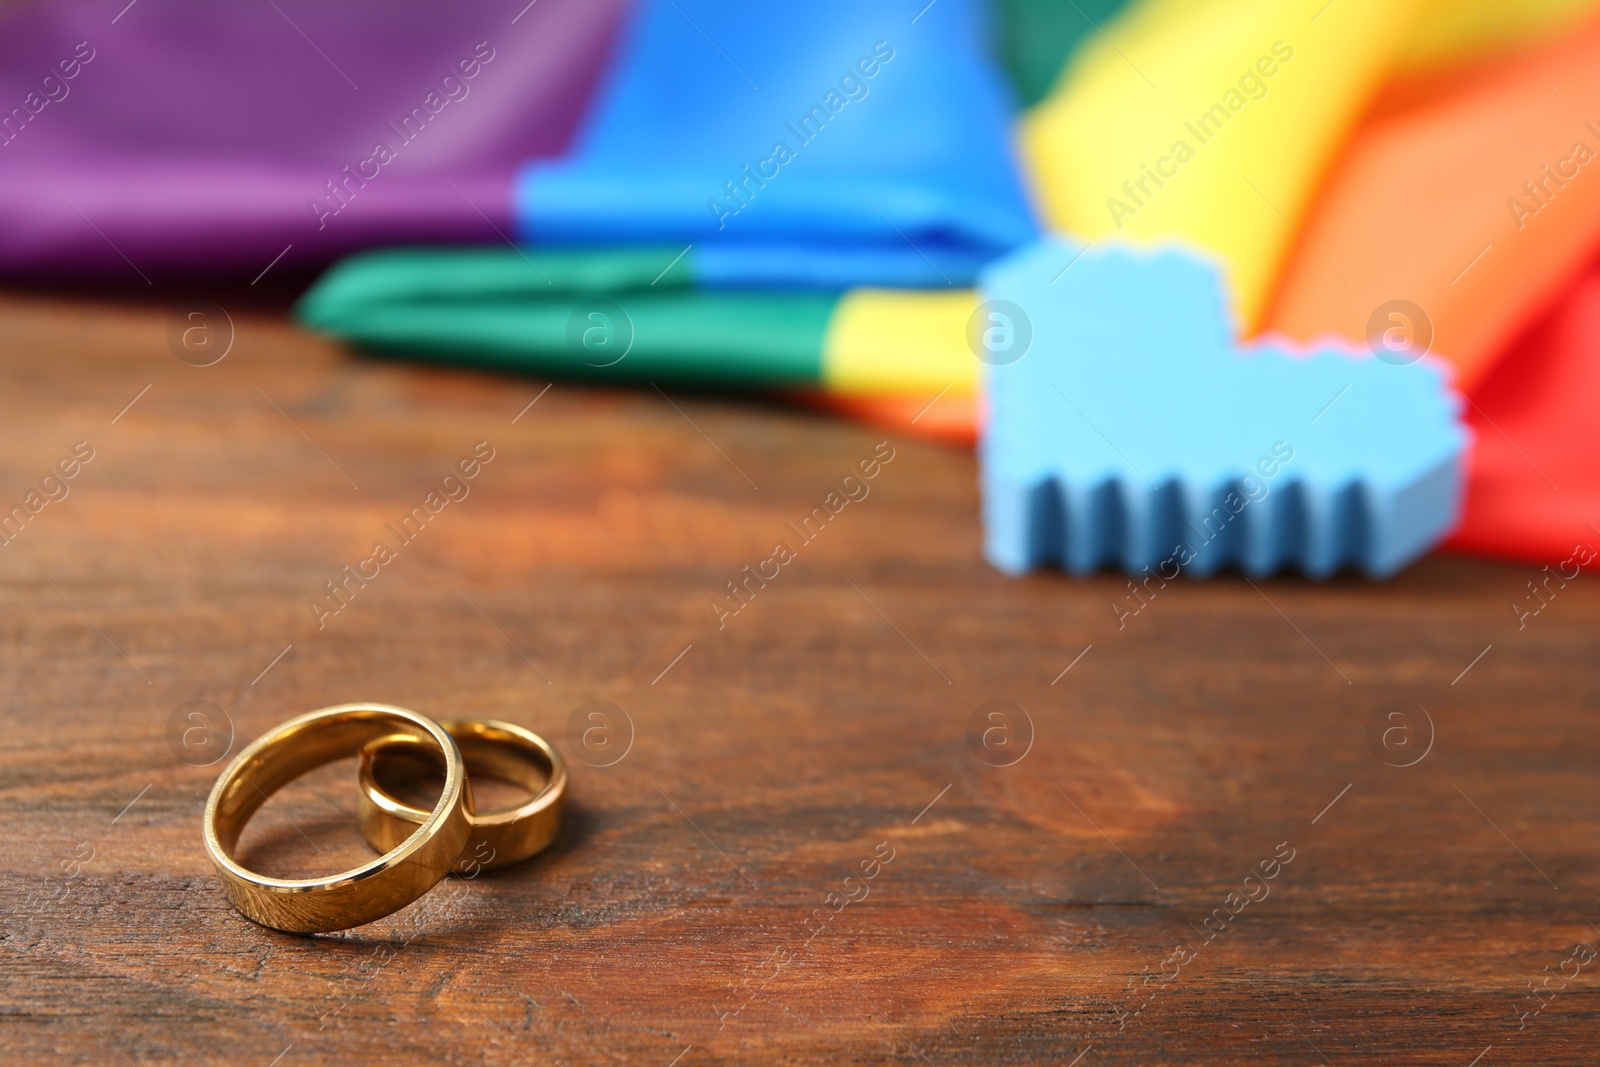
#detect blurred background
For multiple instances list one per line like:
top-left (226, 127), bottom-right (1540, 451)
top-left (3, 0), bottom-right (1597, 576)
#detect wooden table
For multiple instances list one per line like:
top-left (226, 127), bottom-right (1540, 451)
top-left (2, 290), bottom-right (1596, 1065)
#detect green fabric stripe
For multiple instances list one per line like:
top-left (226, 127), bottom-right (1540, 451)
top-left (299, 245), bottom-right (698, 319)
top-left (297, 249), bottom-right (836, 388)
top-left (997, 0), bottom-right (1134, 105)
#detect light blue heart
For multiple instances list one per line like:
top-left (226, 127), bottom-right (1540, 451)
top-left (980, 238), bottom-right (1471, 579)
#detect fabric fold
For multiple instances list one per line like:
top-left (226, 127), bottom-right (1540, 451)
top-left (513, 0), bottom-right (1037, 288)
top-left (1262, 16), bottom-right (1600, 392)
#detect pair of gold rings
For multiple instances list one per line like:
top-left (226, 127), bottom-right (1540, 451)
top-left (202, 703), bottom-right (566, 934)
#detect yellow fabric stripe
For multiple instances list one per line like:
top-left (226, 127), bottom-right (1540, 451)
top-left (821, 289), bottom-right (979, 395)
top-left (1022, 0), bottom-right (1419, 330)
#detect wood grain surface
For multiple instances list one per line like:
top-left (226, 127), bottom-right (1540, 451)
top-left (1, 290), bottom-right (1597, 1065)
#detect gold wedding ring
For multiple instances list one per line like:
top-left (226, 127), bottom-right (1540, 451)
top-left (358, 719), bottom-right (567, 873)
top-left (203, 703), bottom-right (470, 934)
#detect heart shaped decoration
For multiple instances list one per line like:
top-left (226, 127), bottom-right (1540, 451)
top-left (980, 239), bottom-right (1470, 578)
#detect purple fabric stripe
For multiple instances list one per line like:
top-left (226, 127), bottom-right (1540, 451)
top-left (0, 0), bottom-right (624, 278)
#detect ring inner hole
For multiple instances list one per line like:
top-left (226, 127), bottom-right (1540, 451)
top-left (372, 742), bottom-right (546, 814)
top-left (233, 758), bottom-right (391, 879)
